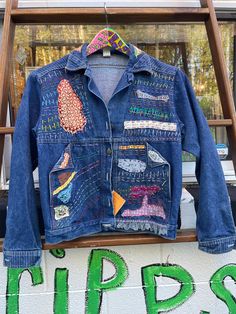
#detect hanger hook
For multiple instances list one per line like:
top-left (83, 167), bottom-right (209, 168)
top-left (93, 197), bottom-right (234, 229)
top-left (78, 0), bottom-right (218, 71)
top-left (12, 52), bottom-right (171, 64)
top-left (104, 2), bottom-right (109, 28)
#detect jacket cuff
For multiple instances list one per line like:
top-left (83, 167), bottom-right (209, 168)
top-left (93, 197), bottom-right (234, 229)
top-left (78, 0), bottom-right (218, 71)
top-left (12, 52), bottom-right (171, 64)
top-left (3, 250), bottom-right (42, 268)
top-left (198, 236), bottom-right (236, 254)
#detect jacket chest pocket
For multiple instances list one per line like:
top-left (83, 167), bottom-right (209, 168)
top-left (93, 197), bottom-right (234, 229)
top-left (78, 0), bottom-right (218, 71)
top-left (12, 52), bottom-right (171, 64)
top-left (113, 142), bottom-right (171, 221)
top-left (49, 143), bottom-right (101, 228)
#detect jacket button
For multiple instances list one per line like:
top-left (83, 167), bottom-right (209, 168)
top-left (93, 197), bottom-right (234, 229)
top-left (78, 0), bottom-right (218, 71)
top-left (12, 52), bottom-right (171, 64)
top-left (107, 148), bottom-right (112, 155)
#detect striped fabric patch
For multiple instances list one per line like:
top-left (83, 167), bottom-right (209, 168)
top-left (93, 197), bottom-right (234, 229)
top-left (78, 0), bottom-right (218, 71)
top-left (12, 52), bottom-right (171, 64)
top-left (124, 120), bottom-right (177, 131)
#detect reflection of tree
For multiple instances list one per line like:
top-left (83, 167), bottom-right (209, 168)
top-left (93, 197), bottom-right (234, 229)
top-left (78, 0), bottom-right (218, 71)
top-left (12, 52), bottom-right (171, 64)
top-left (11, 23), bottom-right (234, 122)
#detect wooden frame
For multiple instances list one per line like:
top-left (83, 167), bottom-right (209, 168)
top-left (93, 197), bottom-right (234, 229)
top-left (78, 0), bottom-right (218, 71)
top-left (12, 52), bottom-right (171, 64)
top-left (0, 0), bottom-right (235, 251)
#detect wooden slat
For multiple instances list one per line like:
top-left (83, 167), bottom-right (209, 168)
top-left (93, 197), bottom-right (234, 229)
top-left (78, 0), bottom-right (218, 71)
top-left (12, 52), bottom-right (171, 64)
top-left (0, 229), bottom-right (197, 252)
top-left (0, 0), bottom-right (17, 178)
top-left (201, 0), bottom-right (236, 171)
top-left (11, 7), bottom-right (210, 24)
top-left (0, 120), bottom-right (231, 135)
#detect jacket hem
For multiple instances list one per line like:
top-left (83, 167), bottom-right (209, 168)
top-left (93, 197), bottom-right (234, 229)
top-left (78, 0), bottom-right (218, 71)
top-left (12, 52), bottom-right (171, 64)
top-left (3, 249), bottom-right (42, 268)
top-left (198, 236), bottom-right (236, 254)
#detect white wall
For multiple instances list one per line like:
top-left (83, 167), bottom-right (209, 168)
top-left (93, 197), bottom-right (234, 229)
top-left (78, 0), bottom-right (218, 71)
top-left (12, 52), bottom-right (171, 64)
top-left (0, 243), bottom-right (236, 313)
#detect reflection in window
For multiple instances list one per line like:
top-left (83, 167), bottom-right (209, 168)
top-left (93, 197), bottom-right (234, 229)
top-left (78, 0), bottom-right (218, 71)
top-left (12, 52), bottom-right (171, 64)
top-left (10, 23), bottom-right (235, 161)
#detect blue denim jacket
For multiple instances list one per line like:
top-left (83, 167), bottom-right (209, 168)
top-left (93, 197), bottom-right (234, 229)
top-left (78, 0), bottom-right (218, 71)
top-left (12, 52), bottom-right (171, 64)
top-left (3, 42), bottom-right (236, 268)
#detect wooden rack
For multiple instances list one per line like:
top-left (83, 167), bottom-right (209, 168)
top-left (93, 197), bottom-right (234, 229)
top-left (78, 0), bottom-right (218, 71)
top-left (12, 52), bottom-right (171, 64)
top-left (0, 0), bottom-right (235, 251)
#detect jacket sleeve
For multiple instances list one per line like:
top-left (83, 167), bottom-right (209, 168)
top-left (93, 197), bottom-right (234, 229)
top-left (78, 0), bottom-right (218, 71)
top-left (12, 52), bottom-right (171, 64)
top-left (3, 71), bottom-right (42, 268)
top-left (174, 68), bottom-right (236, 254)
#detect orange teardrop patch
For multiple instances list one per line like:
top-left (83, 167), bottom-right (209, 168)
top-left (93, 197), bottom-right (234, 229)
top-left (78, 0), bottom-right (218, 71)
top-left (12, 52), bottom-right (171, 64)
top-left (57, 79), bottom-right (87, 134)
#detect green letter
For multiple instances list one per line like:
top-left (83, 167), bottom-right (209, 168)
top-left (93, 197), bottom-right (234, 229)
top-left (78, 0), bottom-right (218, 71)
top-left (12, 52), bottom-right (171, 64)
top-left (142, 264), bottom-right (194, 314)
top-left (6, 267), bottom-right (43, 314)
top-left (54, 268), bottom-right (69, 314)
top-left (86, 249), bottom-right (128, 314)
top-left (210, 264), bottom-right (236, 313)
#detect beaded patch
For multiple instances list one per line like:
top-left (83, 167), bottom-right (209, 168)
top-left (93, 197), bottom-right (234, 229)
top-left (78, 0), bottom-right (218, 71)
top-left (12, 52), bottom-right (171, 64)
top-left (53, 171), bottom-right (77, 195)
top-left (136, 90), bottom-right (169, 102)
top-left (119, 145), bottom-right (145, 150)
top-left (118, 159), bottom-right (146, 173)
top-left (121, 195), bottom-right (165, 219)
top-left (124, 120), bottom-right (177, 131)
top-left (57, 183), bottom-right (73, 203)
top-left (57, 79), bottom-right (87, 134)
top-left (54, 205), bottom-right (70, 220)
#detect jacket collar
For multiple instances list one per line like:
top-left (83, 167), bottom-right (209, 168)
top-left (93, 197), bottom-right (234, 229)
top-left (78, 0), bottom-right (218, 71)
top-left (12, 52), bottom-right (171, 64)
top-left (65, 42), bottom-right (153, 75)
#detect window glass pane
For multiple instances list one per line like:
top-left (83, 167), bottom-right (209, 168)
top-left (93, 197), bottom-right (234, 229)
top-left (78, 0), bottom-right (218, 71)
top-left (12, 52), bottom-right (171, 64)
top-left (10, 23), bottom-right (235, 162)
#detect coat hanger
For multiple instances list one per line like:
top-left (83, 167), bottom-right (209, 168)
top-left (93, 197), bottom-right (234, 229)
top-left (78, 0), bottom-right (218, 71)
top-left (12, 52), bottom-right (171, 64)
top-left (86, 2), bottom-right (131, 57)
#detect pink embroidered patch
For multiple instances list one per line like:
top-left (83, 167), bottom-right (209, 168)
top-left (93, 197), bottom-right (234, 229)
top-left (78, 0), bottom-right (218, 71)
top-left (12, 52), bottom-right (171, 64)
top-left (121, 195), bottom-right (166, 219)
top-left (57, 79), bottom-right (87, 134)
top-left (130, 186), bottom-right (160, 199)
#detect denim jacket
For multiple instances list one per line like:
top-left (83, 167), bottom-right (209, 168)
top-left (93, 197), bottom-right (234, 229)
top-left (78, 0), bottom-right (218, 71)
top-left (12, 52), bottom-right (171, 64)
top-left (3, 42), bottom-right (236, 268)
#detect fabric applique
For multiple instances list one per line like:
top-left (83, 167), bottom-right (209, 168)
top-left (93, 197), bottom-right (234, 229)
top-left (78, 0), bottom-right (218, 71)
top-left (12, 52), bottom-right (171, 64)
top-left (121, 195), bottom-right (165, 219)
top-left (59, 152), bottom-right (70, 169)
top-left (58, 171), bottom-right (73, 185)
top-left (118, 159), bottom-right (146, 173)
top-left (112, 191), bottom-right (126, 216)
top-left (116, 219), bottom-right (168, 235)
top-left (148, 150), bottom-right (167, 164)
top-left (119, 145), bottom-right (145, 150)
top-left (57, 183), bottom-right (73, 203)
top-left (124, 120), bottom-right (177, 132)
top-left (53, 171), bottom-right (77, 196)
top-left (54, 205), bottom-right (70, 220)
top-left (136, 90), bottom-right (169, 102)
top-left (129, 186), bottom-right (161, 199)
top-left (57, 79), bottom-right (87, 134)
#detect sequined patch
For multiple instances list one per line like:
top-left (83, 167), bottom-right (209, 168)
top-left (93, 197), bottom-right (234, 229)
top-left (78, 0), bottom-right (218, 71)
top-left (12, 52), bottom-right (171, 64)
top-left (124, 120), bottom-right (177, 131)
top-left (121, 195), bottom-right (165, 219)
top-left (112, 191), bottom-right (126, 216)
top-left (53, 171), bottom-right (77, 195)
top-left (118, 159), bottom-right (146, 173)
top-left (54, 205), bottom-right (70, 220)
top-left (57, 79), bottom-right (87, 134)
top-left (57, 183), bottom-right (73, 203)
top-left (136, 90), bottom-right (169, 102)
top-left (119, 145), bottom-right (145, 150)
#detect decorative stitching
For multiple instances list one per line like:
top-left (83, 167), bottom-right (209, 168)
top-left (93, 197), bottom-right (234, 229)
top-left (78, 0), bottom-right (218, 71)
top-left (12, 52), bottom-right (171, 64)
top-left (57, 79), bottom-right (87, 134)
top-left (129, 106), bottom-right (173, 120)
top-left (136, 89), bottom-right (169, 102)
top-left (119, 145), bottom-right (145, 150)
top-left (53, 171), bottom-right (77, 195)
top-left (124, 120), bottom-right (177, 131)
top-left (129, 186), bottom-right (161, 198)
top-left (118, 159), bottom-right (146, 173)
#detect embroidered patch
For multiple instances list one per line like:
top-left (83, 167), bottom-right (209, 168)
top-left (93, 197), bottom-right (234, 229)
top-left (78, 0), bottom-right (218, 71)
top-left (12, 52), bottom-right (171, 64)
top-left (57, 79), bottom-right (87, 134)
top-left (119, 145), bottom-right (145, 150)
top-left (148, 150), bottom-right (167, 164)
top-left (121, 195), bottom-right (165, 219)
top-left (129, 106), bottom-right (173, 120)
top-left (53, 171), bottom-right (77, 195)
top-left (112, 191), bottom-right (126, 216)
top-left (124, 120), bottom-right (177, 131)
top-left (130, 186), bottom-right (161, 199)
top-left (54, 205), bottom-right (70, 220)
top-left (118, 159), bottom-right (146, 173)
top-left (136, 90), bottom-right (169, 102)
top-left (59, 153), bottom-right (70, 169)
top-left (58, 171), bottom-right (73, 185)
top-left (57, 183), bottom-right (73, 203)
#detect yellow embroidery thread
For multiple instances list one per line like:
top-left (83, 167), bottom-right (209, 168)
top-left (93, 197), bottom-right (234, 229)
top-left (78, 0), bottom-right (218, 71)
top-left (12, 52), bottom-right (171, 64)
top-left (53, 171), bottom-right (76, 195)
